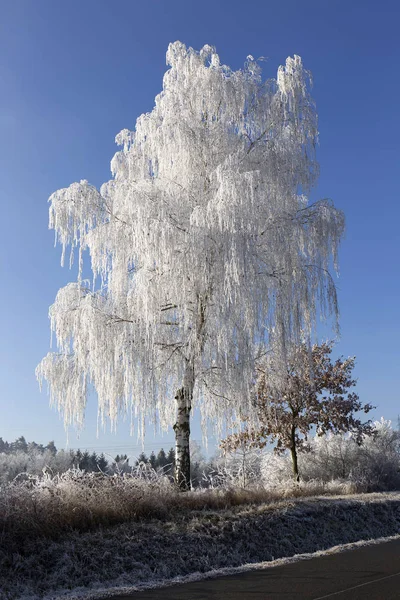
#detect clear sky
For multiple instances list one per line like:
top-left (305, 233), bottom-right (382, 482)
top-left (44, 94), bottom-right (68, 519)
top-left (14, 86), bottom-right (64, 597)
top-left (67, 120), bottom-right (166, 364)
top-left (0, 0), bottom-right (399, 459)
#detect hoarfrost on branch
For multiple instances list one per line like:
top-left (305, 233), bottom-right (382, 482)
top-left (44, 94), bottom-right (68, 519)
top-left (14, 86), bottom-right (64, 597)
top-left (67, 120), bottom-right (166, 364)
top-left (37, 42), bottom-right (344, 443)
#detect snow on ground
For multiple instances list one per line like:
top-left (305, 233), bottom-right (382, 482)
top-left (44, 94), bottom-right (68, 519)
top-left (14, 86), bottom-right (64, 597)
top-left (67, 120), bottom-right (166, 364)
top-left (2, 493), bottom-right (400, 600)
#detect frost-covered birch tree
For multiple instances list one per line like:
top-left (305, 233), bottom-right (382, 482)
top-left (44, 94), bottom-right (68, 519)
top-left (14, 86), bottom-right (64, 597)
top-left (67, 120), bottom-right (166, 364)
top-left (37, 42), bottom-right (344, 490)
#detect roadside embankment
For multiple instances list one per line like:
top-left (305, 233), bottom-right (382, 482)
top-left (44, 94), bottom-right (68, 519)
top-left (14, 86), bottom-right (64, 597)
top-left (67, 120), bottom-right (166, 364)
top-left (1, 492), bottom-right (400, 599)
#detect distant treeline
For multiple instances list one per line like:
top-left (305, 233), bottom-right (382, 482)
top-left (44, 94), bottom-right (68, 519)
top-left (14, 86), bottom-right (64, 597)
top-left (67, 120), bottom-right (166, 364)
top-left (0, 435), bottom-right (178, 481)
top-left (0, 436), bottom-right (58, 456)
top-left (0, 436), bottom-right (109, 472)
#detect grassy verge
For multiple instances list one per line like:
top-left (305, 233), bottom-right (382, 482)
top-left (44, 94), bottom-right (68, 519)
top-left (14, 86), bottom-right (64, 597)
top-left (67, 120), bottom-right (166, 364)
top-left (0, 470), bottom-right (363, 550)
top-left (1, 472), bottom-right (399, 599)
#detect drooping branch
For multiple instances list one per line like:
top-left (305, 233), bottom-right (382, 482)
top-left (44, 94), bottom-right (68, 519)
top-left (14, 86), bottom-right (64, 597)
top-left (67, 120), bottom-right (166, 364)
top-left (38, 42), bottom-right (344, 473)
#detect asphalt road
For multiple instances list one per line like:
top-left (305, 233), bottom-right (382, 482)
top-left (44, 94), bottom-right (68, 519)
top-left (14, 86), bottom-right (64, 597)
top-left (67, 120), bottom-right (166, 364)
top-left (110, 539), bottom-right (400, 599)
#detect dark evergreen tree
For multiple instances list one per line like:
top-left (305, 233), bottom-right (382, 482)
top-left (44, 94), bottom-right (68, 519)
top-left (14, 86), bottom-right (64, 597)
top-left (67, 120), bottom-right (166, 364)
top-left (89, 452), bottom-right (98, 472)
top-left (156, 448), bottom-right (168, 469)
top-left (149, 451), bottom-right (157, 469)
top-left (165, 447), bottom-right (175, 477)
top-left (97, 453), bottom-right (108, 471)
top-left (12, 436), bottom-right (28, 453)
top-left (27, 441), bottom-right (41, 454)
top-left (46, 441), bottom-right (57, 456)
top-left (166, 447), bottom-right (175, 465)
top-left (73, 449), bottom-right (83, 468)
top-left (80, 451), bottom-right (91, 470)
top-left (135, 451), bottom-right (148, 465)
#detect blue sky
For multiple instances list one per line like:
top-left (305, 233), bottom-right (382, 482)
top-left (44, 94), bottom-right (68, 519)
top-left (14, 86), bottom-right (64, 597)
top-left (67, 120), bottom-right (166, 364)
top-left (0, 0), bottom-right (399, 459)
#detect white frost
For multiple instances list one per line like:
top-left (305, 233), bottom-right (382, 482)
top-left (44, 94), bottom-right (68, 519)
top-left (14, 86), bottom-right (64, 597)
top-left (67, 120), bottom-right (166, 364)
top-left (37, 42), bottom-right (344, 439)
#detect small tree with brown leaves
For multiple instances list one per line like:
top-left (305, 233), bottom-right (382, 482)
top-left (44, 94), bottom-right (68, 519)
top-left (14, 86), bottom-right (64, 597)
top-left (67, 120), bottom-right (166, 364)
top-left (221, 342), bottom-right (374, 482)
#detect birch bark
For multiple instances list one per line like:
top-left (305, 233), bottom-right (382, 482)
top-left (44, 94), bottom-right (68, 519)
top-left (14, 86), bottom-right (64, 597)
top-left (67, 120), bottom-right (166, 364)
top-left (173, 363), bottom-right (194, 490)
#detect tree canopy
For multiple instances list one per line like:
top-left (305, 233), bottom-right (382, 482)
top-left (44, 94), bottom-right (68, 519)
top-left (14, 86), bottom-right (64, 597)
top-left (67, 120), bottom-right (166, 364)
top-left (37, 42), bottom-right (344, 489)
top-left (221, 342), bottom-right (374, 481)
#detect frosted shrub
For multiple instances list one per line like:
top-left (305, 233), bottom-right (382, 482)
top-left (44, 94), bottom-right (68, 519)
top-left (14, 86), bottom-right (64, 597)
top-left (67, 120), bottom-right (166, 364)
top-left (261, 419), bottom-right (400, 492)
top-left (51, 449), bottom-right (77, 473)
top-left (300, 433), bottom-right (360, 481)
top-left (303, 420), bottom-right (400, 490)
top-left (0, 451), bottom-right (29, 483)
top-left (352, 419), bottom-right (400, 490)
top-left (260, 452), bottom-right (293, 486)
top-left (107, 456), bottom-right (133, 476)
top-left (0, 449), bottom-right (75, 483)
top-left (260, 451), bottom-right (359, 496)
top-left (207, 448), bottom-right (263, 489)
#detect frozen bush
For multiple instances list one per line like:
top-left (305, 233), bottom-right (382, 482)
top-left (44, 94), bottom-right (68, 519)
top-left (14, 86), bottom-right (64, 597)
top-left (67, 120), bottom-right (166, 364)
top-left (352, 418), bottom-right (400, 490)
top-left (206, 447), bottom-right (263, 489)
top-left (300, 433), bottom-right (360, 482)
top-left (261, 419), bottom-right (400, 492)
top-left (0, 451), bottom-right (30, 483)
top-left (0, 448), bottom-right (75, 483)
top-left (260, 451), bottom-right (293, 486)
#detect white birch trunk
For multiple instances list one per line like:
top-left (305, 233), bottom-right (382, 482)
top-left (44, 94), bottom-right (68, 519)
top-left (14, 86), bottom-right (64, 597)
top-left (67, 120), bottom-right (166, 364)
top-left (173, 363), bottom-right (194, 491)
